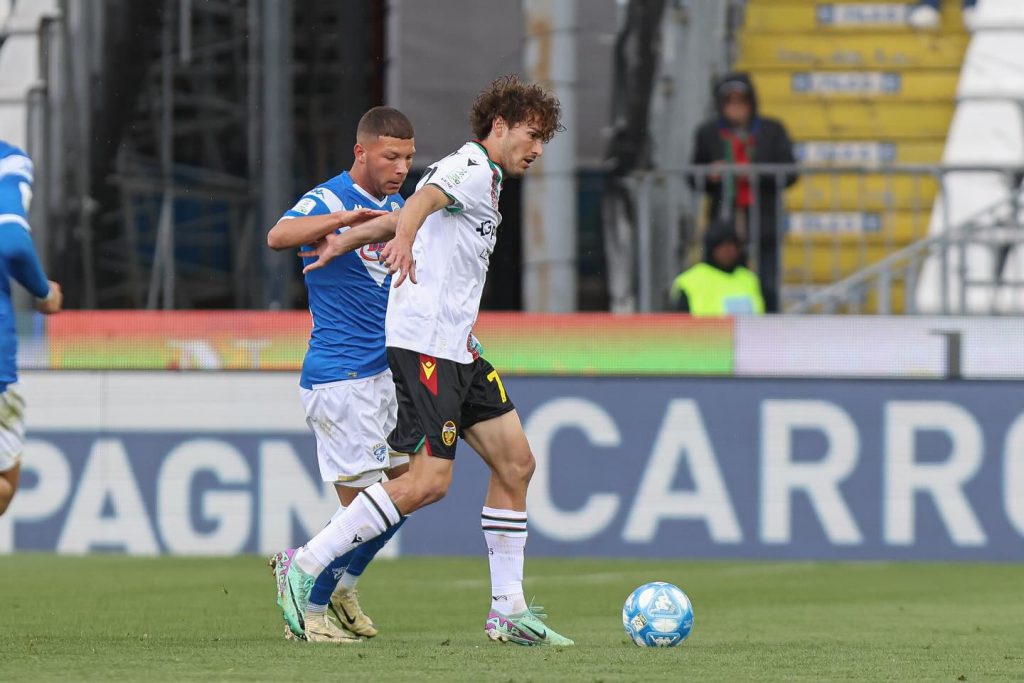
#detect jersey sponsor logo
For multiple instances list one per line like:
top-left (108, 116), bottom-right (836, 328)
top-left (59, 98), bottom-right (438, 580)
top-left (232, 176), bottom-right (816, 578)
top-left (419, 355), bottom-right (438, 396)
top-left (441, 420), bottom-right (457, 447)
top-left (372, 442), bottom-right (387, 463)
top-left (359, 241), bottom-right (389, 263)
top-left (292, 197), bottom-right (317, 215)
top-left (476, 220), bottom-right (496, 238)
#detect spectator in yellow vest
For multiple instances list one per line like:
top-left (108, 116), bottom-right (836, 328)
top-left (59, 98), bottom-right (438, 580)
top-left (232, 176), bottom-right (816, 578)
top-left (671, 221), bottom-right (765, 316)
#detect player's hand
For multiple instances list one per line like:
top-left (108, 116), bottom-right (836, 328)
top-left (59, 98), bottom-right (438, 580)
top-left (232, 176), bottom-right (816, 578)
top-left (298, 233), bottom-right (352, 273)
top-left (335, 208), bottom-right (387, 227)
top-left (380, 236), bottom-right (416, 287)
top-left (36, 280), bottom-right (62, 314)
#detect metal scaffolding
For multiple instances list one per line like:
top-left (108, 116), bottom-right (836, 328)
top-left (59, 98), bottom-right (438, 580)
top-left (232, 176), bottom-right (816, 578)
top-left (12, 0), bottom-right (383, 310)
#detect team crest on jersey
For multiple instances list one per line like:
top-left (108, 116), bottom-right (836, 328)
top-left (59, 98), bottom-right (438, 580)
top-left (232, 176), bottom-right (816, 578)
top-left (372, 442), bottom-right (387, 463)
top-left (441, 421), bottom-right (457, 447)
top-left (391, 201), bottom-right (400, 212)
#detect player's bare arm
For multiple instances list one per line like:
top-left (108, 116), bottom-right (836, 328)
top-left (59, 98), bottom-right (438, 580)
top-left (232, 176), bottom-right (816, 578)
top-left (298, 211), bottom-right (400, 274)
top-left (379, 184), bottom-right (451, 287)
top-left (266, 207), bottom-right (386, 251)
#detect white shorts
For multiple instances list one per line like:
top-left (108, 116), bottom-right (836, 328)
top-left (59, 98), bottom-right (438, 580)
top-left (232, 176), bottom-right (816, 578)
top-left (300, 370), bottom-right (400, 487)
top-left (0, 385), bottom-right (25, 473)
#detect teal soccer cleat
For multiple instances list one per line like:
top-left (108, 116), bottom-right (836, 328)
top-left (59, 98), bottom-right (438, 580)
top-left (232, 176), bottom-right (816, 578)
top-left (270, 549), bottom-right (316, 639)
top-left (484, 601), bottom-right (574, 646)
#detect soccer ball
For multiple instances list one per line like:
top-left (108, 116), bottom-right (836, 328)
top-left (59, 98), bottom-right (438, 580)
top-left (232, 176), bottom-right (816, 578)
top-left (622, 581), bottom-right (694, 647)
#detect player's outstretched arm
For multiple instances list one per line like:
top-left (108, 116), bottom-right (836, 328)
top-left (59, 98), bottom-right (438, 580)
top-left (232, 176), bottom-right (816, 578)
top-left (266, 207), bottom-right (386, 251)
top-left (380, 184), bottom-right (451, 287)
top-left (299, 211), bottom-right (400, 274)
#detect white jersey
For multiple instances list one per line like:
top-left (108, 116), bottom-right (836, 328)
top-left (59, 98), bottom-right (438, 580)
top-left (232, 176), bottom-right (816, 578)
top-left (385, 141), bottom-right (504, 364)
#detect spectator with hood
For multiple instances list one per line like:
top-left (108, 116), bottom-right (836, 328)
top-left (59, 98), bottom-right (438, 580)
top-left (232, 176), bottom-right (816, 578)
top-left (671, 220), bottom-right (765, 316)
top-left (690, 72), bottom-right (797, 313)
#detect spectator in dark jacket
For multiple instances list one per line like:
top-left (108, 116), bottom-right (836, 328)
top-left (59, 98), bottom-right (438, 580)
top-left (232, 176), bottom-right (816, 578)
top-left (690, 72), bottom-right (797, 313)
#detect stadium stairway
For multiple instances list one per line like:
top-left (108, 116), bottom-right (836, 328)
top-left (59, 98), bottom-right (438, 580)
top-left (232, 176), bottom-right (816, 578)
top-left (734, 0), bottom-right (969, 311)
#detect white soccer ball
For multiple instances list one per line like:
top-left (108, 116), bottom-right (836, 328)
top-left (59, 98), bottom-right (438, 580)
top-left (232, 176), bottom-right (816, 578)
top-left (622, 581), bottom-right (694, 647)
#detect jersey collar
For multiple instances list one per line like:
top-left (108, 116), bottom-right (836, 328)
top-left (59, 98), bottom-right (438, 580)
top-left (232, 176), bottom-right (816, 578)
top-left (349, 179), bottom-right (390, 207)
top-left (469, 140), bottom-right (505, 184)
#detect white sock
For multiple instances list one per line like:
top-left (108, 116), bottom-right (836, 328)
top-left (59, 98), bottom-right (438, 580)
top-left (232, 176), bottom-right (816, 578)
top-left (330, 504), bottom-right (347, 525)
top-left (482, 506), bottom-right (528, 615)
top-left (306, 603), bottom-right (327, 615)
top-left (337, 572), bottom-right (359, 591)
top-left (295, 483), bottom-right (401, 576)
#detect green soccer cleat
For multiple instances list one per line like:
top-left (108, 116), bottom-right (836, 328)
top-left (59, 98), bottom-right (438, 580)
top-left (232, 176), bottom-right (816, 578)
top-left (484, 601), bottom-right (574, 647)
top-left (270, 549), bottom-right (316, 639)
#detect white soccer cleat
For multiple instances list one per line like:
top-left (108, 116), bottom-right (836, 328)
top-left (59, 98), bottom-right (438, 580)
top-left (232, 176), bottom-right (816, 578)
top-left (303, 611), bottom-right (363, 643)
top-left (330, 587), bottom-right (379, 637)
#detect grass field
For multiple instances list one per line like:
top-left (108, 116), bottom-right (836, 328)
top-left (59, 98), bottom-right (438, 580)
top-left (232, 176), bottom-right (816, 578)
top-left (2, 555), bottom-right (1023, 681)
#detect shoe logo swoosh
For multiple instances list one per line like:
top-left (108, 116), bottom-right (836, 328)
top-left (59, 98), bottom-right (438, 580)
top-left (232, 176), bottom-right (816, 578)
top-left (340, 604), bottom-right (357, 625)
top-left (521, 623), bottom-right (546, 640)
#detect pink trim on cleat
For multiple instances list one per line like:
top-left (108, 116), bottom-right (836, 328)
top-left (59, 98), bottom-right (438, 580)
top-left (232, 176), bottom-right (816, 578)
top-left (272, 548), bottom-right (296, 598)
top-left (485, 611), bottom-right (540, 645)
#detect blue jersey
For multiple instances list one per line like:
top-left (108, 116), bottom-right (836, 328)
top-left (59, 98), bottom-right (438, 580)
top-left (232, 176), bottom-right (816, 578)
top-left (281, 171), bottom-right (403, 389)
top-left (0, 142), bottom-right (49, 388)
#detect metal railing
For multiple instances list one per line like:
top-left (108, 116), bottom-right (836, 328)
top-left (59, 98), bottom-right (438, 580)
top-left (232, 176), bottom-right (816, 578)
top-left (789, 185), bottom-right (1024, 314)
top-left (630, 162), bottom-right (1024, 314)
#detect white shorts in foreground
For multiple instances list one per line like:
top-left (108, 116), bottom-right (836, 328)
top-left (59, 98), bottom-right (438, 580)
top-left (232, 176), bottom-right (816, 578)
top-left (300, 370), bottom-right (398, 486)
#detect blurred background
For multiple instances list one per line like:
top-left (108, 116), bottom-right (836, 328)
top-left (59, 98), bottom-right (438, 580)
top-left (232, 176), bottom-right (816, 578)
top-left (5, 0), bottom-right (1019, 317)
top-left (4, 0), bottom-right (1024, 563)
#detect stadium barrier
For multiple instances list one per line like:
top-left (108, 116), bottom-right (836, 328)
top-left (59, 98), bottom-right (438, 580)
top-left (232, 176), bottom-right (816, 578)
top-left (16, 310), bottom-right (1024, 379)
top-left (5, 369), bottom-right (1024, 561)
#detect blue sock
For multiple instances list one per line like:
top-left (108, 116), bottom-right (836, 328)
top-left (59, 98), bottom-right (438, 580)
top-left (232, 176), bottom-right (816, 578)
top-left (342, 516), bottom-right (407, 582)
top-left (308, 548), bottom-right (356, 608)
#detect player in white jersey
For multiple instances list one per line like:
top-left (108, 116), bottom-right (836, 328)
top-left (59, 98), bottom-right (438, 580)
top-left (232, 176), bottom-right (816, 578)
top-left (266, 107), bottom-right (414, 643)
top-left (285, 76), bottom-right (573, 646)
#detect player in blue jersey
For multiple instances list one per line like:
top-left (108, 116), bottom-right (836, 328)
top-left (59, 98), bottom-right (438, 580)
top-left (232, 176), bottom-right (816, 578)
top-left (0, 141), bottom-right (62, 516)
top-left (265, 107), bottom-right (414, 643)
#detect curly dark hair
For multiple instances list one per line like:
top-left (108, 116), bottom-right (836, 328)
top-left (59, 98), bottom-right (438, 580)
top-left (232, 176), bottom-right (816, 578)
top-left (469, 75), bottom-right (564, 143)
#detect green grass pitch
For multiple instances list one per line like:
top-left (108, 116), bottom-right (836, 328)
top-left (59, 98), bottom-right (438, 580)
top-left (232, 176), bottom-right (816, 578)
top-left (1, 555), bottom-right (1022, 681)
